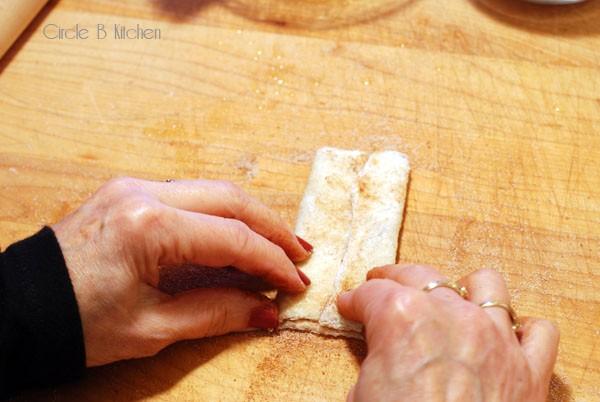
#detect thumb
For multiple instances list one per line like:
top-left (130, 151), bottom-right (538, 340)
top-left (150, 288), bottom-right (279, 341)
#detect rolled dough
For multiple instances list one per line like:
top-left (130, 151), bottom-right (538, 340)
top-left (279, 148), bottom-right (410, 339)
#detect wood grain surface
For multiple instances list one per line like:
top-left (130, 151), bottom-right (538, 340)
top-left (1, 0), bottom-right (599, 401)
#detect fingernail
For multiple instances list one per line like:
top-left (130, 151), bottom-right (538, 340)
top-left (297, 268), bottom-right (311, 286)
top-left (296, 236), bottom-right (314, 253)
top-left (249, 303), bottom-right (279, 330)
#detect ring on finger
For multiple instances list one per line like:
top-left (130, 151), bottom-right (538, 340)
top-left (479, 300), bottom-right (521, 331)
top-left (422, 280), bottom-right (469, 299)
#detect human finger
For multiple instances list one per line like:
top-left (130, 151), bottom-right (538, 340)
top-left (137, 179), bottom-right (312, 262)
top-left (146, 288), bottom-right (279, 342)
top-left (367, 263), bottom-right (463, 303)
top-left (459, 269), bottom-right (515, 339)
top-left (337, 279), bottom-right (417, 326)
top-left (157, 207), bottom-right (307, 293)
top-left (519, 317), bottom-right (560, 385)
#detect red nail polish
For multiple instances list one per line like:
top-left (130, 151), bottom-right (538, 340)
top-left (249, 303), bottom-right (279, 330)
top-left (296, 236), bottom-right (314, 253)
top-left (297, 268), bottom-right (311, 286)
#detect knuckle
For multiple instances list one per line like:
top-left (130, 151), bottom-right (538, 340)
top-left (144, 331), bottom-right (171, 355)
top-left (473, 268), bottom-right (503, 282)
top-left (399, 263), bottom-right (440, 277)
top-left (217, 180), bottom-right (250, 215)
top-left (128, 320), bottom-right (173, 359)
top-left (233, 184), bottom-right (251, 207)
top-left (204, 304), bottom-right (230, 337)
top-left (379, 289), bottom-right (425, 322)
top-left (215, 179), bottom-right (237, 191)
top-left (218, 180), bottom-right (244, 199)
top-left (114, 196), bottom-right (163, 235)
top-left (100, 176), bottom-right (139, 198)
top-left (271, 244), bottom-right (289, 263)
top-left (228, 219), bottom-right (252, 253)
top-left (464, 305), bottom-right (494, 333)
top-left (398, 263), bottom-right (424, 272)
top-left (402, 291), bottom-right (427, 314)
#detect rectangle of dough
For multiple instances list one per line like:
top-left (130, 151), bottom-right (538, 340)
top-left (278, 147), bottom-right (367, 325)
top-left (279, 148), bottom-right (410, 339)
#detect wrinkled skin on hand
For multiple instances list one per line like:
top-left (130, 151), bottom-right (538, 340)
top-left (53, 177), bottom-right (311, 366)
top-left (337, 264), bottom-right (559, 402)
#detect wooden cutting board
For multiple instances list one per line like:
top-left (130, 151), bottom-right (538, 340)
top-left (1, 1), bottom-right (599, 401)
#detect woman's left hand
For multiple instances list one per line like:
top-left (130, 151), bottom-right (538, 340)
top-left (52, 177), bottom-right (311, 367)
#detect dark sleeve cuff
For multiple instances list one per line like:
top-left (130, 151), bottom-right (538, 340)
top-left (0, 227), bottom-right (85, 397)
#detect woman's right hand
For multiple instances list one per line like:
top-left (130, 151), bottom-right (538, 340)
top-left (337, 264), bottom-right (559, 402)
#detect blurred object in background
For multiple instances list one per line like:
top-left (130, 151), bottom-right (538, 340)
top-left (473, 0), bottom-right (598, 33)
top-left (524, 0), bottom-right (586, 3)
top-left (0, 0), bottom-right (48, 60)
top-left (224, 0), bottom-right (413, 29)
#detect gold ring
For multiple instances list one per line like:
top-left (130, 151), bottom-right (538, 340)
top-left (422, 280), bottom-right (469, 299)
top-left (479, 301), bottom-right (521, 331)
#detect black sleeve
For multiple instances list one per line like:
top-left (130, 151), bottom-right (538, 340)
top-left (0, 227), bottom-right (85, 398)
